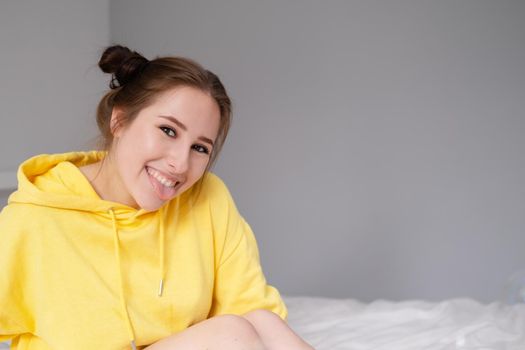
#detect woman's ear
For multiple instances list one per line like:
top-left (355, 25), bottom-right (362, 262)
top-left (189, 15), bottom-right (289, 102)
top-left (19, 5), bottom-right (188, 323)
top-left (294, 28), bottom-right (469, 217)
top-left (110, 107), bottom-right (126, 137)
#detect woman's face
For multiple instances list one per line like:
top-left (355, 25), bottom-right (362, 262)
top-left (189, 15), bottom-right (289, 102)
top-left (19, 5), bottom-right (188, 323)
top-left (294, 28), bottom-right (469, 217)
top-left (109, 86), bottom-right (220, 211)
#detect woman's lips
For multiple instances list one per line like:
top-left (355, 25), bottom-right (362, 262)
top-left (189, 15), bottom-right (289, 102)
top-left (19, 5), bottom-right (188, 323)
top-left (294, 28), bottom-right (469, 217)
top-left (145, 166), bottom-right (181, 201)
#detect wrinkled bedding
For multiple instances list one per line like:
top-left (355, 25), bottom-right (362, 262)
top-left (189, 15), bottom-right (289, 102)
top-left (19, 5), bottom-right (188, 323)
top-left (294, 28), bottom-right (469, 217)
top-left (1, 296), bottom-right (524, 349)
top-left (283, 296), bottom-right (525, 349)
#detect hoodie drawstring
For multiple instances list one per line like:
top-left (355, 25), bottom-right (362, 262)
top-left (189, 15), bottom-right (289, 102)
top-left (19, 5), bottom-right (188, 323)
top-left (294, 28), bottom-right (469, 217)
top-left (109, 208), bottom-right (138, 350)
top-left (158, 206), bottom-right (165, 297)
top-left (158, 197), bottom-right (179, 296)
top-left (109, 201), bottom-right (177, 349)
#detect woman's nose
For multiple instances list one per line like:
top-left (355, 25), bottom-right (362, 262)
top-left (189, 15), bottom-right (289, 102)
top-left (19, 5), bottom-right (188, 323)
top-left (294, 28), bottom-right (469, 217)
top-left (167, 149), bottom-right (190, 174)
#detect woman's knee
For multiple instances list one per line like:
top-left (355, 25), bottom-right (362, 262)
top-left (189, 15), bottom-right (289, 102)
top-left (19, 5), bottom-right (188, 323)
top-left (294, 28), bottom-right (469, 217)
top-left (145, 314), bottom-right (265, 350)
top-left (213, 314), bottom-right (262, 335)
top-left (242, 309), bottom-right (315, 350)
top-left (200, 314), bottom-right (266, 349)
top-left (242, 309), bottom-right (284, 325)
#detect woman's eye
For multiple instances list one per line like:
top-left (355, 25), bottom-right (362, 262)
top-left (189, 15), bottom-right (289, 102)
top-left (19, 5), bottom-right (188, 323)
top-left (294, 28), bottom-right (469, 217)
top-left (160, 126), bottom-right (176, 137)
top-left (192, 144), bottom-right (210, 154)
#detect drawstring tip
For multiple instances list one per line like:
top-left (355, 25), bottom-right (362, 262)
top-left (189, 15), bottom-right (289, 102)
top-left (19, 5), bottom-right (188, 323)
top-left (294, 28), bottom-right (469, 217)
top-left (131, 340), bottom-right (137, 350)
top-left (158, 279), bottom-right (164, 297)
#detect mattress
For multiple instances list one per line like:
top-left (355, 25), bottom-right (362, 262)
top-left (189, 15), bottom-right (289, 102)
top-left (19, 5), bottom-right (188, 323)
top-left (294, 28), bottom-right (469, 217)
top-left (1, 296), bottom-right (524, 349)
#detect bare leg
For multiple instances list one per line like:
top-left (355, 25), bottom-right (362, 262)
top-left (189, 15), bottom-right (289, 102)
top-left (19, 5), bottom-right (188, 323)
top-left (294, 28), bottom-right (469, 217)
top-left (242, 310), bottom-right (314, 350)
top-left (144, 314), bottom-right (267, 350)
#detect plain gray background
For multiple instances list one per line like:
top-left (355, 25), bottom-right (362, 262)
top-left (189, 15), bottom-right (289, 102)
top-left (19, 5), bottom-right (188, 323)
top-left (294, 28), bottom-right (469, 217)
top-left (1, 0), bottom-right (524, 302)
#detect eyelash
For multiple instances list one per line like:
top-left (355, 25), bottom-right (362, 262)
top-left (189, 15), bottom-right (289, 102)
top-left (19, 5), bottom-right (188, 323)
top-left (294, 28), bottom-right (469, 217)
top-left (160, 126), bottom-right (176, 137)
top-left (159, 126), bottom-right (210, 155)
top-left (192, 144), bottom-right (210, 154)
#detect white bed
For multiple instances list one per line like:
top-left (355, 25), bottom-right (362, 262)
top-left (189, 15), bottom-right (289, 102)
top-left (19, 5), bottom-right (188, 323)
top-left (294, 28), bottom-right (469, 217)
top-left (283, 296), bottom-right (525, 349)
top-left (1, 296), bottom-right (524, 349)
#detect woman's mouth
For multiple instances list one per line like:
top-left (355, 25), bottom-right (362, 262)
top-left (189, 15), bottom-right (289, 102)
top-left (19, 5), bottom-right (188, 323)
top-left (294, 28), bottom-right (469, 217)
top-left (146, 166), bottom-right (178, 187)
top-left (145, 166), bottom-right (181, 200)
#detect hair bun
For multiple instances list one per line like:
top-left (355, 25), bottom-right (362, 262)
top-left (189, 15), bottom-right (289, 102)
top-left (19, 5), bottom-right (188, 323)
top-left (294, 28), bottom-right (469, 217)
top-left (99, 45), bottom-right (149, 89)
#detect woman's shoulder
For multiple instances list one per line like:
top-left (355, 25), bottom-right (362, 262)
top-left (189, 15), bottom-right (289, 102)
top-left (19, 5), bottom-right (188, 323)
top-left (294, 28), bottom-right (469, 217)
top-left (0, 193), bottom-right (71, 243)
top-left (0, 201), bottom-right (36, 224)
top-left (0, 203), bottom-right (39, 249)
top-left (189, 172), bottom-right (233, 204)
top-left (170, 172), bottom-right (237, 217)
top-left (201, 172), bottom-right (229, 193)
top-left (0, 201), bottom-right (48, 231)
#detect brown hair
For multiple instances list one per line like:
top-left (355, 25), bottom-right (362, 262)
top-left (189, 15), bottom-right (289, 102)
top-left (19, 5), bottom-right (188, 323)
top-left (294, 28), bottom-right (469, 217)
top-left (96, 45), bottom-right (232, 170)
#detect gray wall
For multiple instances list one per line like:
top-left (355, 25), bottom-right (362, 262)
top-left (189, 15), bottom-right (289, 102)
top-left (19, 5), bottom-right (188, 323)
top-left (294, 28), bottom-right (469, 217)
top-left (0, 0), bottom-right (110, 204)
top-left (111, 0), bottom-right (525, 302)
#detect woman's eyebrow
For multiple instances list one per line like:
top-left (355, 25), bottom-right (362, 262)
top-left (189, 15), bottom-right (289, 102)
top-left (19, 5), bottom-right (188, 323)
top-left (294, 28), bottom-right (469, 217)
top-left (199, 136), bottom-right (214, 146)
top-left (159, 115), bottom-right (187, 130)
top-left (159, 115), bottom-right (214, 146)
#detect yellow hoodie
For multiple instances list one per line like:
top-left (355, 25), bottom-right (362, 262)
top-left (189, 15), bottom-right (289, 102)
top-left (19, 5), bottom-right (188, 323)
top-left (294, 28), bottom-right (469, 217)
top-left (0, 151), bottom-right (287, 350)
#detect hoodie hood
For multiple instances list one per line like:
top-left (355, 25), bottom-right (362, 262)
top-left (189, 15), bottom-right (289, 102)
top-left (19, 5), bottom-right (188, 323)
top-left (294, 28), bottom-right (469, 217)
top-left (9, 151), bottom-right (152, 222)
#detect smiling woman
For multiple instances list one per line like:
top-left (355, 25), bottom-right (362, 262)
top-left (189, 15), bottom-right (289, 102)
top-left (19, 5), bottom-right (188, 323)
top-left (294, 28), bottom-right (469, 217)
top-left (0, 45), bottom-right (313, 350)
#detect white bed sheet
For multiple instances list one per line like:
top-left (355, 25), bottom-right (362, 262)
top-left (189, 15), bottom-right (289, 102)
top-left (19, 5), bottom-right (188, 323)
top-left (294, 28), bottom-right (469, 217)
top-left (1, 296), bottom-right (523, 349)
top-left (283, 295), bottom-right (525, 350)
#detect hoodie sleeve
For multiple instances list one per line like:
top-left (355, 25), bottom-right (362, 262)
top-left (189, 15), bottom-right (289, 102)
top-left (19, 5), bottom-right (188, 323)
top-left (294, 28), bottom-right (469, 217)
top-left (205, 175), bottom-right (288, 321)
top-left (0, 205), bottom-right (34, 342)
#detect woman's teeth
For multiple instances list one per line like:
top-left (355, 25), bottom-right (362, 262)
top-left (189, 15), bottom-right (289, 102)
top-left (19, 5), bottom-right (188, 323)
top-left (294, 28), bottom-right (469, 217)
top-left (147, 167), bottom-right (177, 187)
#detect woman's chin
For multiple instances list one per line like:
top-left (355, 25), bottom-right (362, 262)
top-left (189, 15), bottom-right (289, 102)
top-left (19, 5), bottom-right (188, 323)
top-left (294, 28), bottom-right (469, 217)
top-left (136, 198), bottom-right (166, 212)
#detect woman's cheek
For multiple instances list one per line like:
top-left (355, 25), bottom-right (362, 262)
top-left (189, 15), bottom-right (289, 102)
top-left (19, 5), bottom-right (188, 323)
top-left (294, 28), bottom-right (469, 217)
top-left (191, 160), bottom-right (207, 181)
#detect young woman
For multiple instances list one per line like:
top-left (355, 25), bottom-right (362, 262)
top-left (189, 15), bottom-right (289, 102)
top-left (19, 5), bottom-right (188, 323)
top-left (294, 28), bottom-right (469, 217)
top-left (0, 45), bottom-right (313, 350)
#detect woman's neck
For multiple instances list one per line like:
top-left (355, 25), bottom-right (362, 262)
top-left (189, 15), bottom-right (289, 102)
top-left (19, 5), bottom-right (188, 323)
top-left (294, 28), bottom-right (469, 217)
top-left (79, 157), bottom-right (138, 208)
